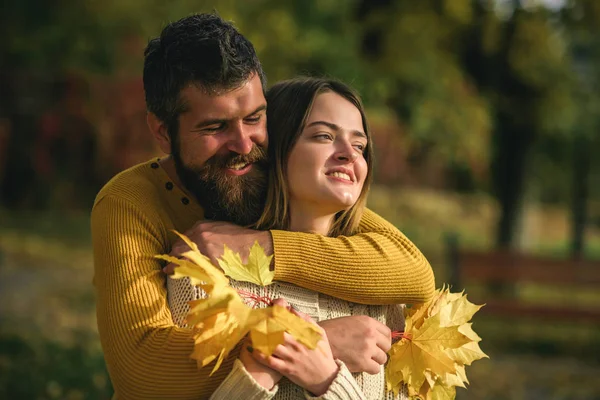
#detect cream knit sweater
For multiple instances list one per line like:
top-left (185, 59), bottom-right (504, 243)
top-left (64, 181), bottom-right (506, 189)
top-left (169, 277), bottom-right (409, 400)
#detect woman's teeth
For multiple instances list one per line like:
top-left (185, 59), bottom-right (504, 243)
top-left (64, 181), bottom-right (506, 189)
top-left (328, 171), bottom-right (351, 181)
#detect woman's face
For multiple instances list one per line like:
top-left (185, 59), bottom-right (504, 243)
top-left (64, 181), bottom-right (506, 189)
top-left (286, 91), bottom-right (368, 216)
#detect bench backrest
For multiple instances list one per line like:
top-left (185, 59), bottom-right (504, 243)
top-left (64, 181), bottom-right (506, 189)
top-left (458, 251), bottom-right (600, 286)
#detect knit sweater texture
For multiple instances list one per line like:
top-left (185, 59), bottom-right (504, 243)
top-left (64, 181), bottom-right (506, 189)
top-left (168, 277), bottom-right (409, 400)
top-left (91, 158), bottom-right (435, 399)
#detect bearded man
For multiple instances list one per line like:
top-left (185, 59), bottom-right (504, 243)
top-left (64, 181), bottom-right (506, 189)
top-left (91, 13), bottom-right (435, 400)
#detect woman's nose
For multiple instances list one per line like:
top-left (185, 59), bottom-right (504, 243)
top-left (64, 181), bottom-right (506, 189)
top-left (335, 142), bottom-right (358, 162)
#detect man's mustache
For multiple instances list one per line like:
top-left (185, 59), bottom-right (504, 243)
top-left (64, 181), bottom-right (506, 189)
top-left (202, 145), bottom-right (268, 171)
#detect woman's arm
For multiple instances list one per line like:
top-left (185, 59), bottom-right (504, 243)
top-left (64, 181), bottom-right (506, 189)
top-left (272, 208), bottom-right (435, 305)
top-left (209, 359), bottom-right (278, 400)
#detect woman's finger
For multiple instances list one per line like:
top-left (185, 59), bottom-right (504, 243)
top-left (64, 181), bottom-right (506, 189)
top-left (282, 332), bottom-right (304, 352)
top-left (250, 349), bottom-right (288, 373)
top-left (288, 306), bottom-right (317, 325)
top-left (271, 343), bottom-right (295, 361)
top-left (271, 298), bottom-right (289, 308)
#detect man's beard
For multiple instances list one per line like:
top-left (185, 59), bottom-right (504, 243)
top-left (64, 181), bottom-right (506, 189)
top-left (172, 144), bottom-right (269, 227)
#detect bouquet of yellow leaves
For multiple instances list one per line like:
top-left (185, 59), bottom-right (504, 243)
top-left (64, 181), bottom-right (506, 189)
top-left (158, 233), bottom-right (486, 399)
top-left (386, 286), bottom-right (488, 400)
top-left (156, 232), bottom-right (322, 375)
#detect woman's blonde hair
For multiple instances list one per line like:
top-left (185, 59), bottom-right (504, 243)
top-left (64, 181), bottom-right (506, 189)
top-left (254, 77), bottom-right (374, 237)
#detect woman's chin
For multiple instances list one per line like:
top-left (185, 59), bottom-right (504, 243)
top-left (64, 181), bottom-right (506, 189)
top-left (322, 193), bottom-right (358, 211)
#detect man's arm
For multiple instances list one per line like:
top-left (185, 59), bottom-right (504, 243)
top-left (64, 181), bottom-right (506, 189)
top-left (92, 195), bottom-right (237, 399)
top-left (172, 209), bottom-right (435, 305)
top-left (272, 208), bottom-right (435, 305)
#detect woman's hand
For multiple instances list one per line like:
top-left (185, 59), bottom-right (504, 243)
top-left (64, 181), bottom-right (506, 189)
top-left (250, 300), bottom-right (339, 396)
top-left (239, 337), bottom-right (282, 390)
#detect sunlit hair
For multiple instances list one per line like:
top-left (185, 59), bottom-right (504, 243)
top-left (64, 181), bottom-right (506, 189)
top-left (254, 77), bottom-right (374, 237)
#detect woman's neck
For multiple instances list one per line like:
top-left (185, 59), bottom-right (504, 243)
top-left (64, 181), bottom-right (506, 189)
top-left (288, 202), bottom-right (336, 236)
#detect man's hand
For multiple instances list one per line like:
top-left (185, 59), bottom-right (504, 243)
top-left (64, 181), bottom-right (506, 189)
top-left (318, 315), bottom-right (391, 374)
top-left (164, 221), bottom-right (273, 274)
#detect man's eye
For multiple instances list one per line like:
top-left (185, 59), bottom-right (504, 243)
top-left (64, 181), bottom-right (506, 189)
top-left (202, 124), bottom-right (224, 132)
top-left (245, 115), bottom-right (262, 124)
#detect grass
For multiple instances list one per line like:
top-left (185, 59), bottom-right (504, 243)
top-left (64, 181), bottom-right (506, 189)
top-left (1, 188), bottom-right (600, 399)
top-left (0, 334), bottom-right (112, 400)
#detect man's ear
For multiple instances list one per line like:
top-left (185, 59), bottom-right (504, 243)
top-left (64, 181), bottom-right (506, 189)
top-left (147, 112), bottom-right (172, 154)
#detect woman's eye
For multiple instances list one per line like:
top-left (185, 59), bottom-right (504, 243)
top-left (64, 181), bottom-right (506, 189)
top-left (315, 133), bottom-right (333, 140)
top-left (353, 143), bottom-right (365, 151)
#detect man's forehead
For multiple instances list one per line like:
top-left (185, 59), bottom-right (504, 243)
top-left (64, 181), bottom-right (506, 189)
top-left (179, 76), bottom-right (265, 116)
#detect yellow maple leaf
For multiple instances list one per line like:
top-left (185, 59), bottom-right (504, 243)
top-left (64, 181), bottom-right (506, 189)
top-left (190, 312), bottom-right (237, 370)
top-left (387, 313), bottom-right (467, 392)
top-left (156, 243), bottom-right (229, 294)
top-left (218, 242), bottom-right (274, 286)
top-left (185, 287), bottom-right (245, 328)
top-left (387, 335), bottom-right (428, 392)
top-left (458, 322), bottom-right (481, 342)
top-left (249, 314), bottom-right (286, 356)
top-left (429, 380), bottom-right (456, 400)
top-left (413, 313), bottom-right (471, 352)
top-left (386, 287), bottom-right (486, 399)
top-left (439, 367), bottom-right (467, 389)
top-left (267, 304), bottom-right (323, 349)
top-left (445, 340), bottom-right (488, 366)
top-left (439, 294), bottom-right (483, 328)
top-left (157, 232), bottom-right (321, 375)
top-left (246, 305), bottom-right (322, 357)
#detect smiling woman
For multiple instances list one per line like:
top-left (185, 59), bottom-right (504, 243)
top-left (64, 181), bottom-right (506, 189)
top-left (286, 92), bottom-right (369, 234)
top-left (255, 77), bottom-right (374, 238)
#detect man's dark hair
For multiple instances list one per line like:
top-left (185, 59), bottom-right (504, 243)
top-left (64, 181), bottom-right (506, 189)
top-left (143, 13), bottom-right (266, 138)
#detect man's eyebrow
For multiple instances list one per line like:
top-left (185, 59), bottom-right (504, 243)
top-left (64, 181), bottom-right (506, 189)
top-left (193, 118), bottom-right (226, 130)
top-left (192, 104), bottom-right (267, 130)
top-left (245, 104), bottom-right (267, 118)
top-left (306, 120), bottom-right (366, 138)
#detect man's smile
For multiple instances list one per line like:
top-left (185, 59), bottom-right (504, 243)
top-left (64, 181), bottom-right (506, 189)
top-left (225, 162), bottom-right (253, 176)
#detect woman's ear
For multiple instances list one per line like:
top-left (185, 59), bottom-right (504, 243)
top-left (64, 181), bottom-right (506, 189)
top-left (147, 112), bottom-right (172, 154)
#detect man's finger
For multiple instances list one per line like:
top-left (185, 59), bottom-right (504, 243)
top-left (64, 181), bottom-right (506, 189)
top-left (364, 360), bottom-right (382, 375)
top-left (375, 332), bottom-right (392, 353)
top-left (371, 318), bottom-right (392, 338)
top-left (371, 347), bottom-right (389, 366)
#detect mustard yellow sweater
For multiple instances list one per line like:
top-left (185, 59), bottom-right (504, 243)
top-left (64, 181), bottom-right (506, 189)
top-left (91, 158), bottom-right (435, 400)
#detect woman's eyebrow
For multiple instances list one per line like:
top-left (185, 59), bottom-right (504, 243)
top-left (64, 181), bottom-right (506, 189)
top-left (306, 120), bottom-right (366, 138)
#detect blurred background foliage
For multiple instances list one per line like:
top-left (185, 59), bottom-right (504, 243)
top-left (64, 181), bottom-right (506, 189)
top-left (1, 0), bottom-right (600, 399)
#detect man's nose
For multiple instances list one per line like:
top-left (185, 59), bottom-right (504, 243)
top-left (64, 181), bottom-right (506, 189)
top-left (226, 122), bottom-right (255, 155)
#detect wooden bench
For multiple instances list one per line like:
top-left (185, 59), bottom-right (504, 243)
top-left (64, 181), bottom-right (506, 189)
top-left (446, 240), bottom-right (600, 323)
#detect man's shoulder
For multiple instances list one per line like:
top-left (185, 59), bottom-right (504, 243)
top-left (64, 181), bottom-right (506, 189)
top-left (93, 159), bottom-right (163, 210)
